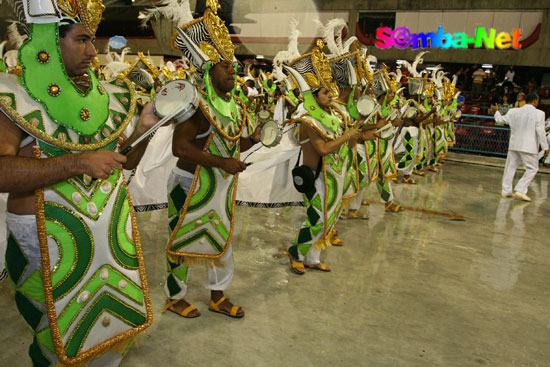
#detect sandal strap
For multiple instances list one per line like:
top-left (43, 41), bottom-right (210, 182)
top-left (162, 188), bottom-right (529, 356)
top-left (181, 305), bottom-right (197, 317)
top-left (230, 305), bottom-right (240, 317)
top-left (211, 296), bottom-right (227, 310)
top-left (162, 298), bottom-right (180, 313)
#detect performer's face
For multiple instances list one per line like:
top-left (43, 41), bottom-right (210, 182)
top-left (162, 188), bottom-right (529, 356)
top-left (59, 24), bottom-right (97, 77)
top-left (211, 61), bottom-right (236, 94)
top-left (314, 87), bottom-right (333, 110)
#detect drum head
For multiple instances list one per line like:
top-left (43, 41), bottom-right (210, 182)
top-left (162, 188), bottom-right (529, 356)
top-left (377, 124), bottom-right (395, 140)
top-left (357, 96), bottom-right (375, 116)
top-left (258, 110), bottom-right (270, 121)
top-left (404, 107), bottom-right (418, 119)
top-left (260, 120), bottom-right (281, 147)
top-left (155, 80), bottom-right (196, 118)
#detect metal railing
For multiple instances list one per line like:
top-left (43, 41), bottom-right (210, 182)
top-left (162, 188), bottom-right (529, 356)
top-left (450, 115), bottom-right (510, 157)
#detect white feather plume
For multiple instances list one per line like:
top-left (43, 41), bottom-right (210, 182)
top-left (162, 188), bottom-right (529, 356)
top-left (316, 18), bottom-right (349, 57)
top-left (103, 62), bottom-right (131, 80)
top-left (140, 0), bottom-right (194, 28)
top-left (403, 51), bottom-right (428, 78)
top-left (273, 19), bottom-right (301, 65)
top-left (365, 55), bottom-right (377, 74)
top-left (451, 75), bottom-right (458, 85)
top-left (6, 21), bottom-right (27, 49)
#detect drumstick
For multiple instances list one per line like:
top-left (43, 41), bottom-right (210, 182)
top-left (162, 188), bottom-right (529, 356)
top-left (121, 105), bottom-right (185, 155)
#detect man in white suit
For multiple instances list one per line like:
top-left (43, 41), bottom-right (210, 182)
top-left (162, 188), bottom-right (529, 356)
top-left (492, 94), bottom-right (549, 201)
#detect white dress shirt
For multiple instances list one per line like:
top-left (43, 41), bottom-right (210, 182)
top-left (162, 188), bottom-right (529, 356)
top-left (494, 104), bottom-right (548, 154)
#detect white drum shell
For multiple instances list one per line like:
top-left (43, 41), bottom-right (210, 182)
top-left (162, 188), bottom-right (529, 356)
top-left (357, 96), bottom-right (376, 117)
top-left (154, 80), bottom-right (199, 124)
top-left (260, 120), bottom-right (283, 147)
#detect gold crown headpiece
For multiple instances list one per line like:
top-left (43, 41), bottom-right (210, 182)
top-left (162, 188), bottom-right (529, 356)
top-left (288, 39), bottom-right (336, 94)
top-left (170, 0), bottom-right (234, 72)
top-left (423, 81), bottom-right (435, 97)
top-left (14, 0), bottom-right (105, 34)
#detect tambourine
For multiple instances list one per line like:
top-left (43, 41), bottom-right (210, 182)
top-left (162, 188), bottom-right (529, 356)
top-left (154, 80), bottom-right (198, 124)
top-left (260, 120), bottom-right (283, 147)
top-left (455, 110), bottom-right (462, 119)
top-left (357, 95), bottom-right (376, 116)
top-left (376, 123), bottom-right (396, 140)
top-left (404, 105), bottom-right (418, 119)
top-left (387, 108), bottom-right (400, 122)
top-left (258, 110), bottom-right (271, 123)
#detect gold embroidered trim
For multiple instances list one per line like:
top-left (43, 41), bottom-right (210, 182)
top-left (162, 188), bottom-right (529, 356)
top-left (198, 99), bottom-right (246, 141)
top-left (0, 76), bottom-right (136, 151)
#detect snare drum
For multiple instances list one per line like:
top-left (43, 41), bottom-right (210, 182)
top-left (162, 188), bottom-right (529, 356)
top-left (258, 110), bottom-right (271, 123)
top-left (357, 95), bottom-right (376, 117)
top-left (260, 120), bottom-right (283, 147)
top-left (154, 80), bottom-right (199, 124)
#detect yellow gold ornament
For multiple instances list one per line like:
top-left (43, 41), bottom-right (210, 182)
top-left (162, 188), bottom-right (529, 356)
top-left (80, 107), bottom-right (91, 120)
top-left (37, 50), bottom-right (50, 64)
top-left (312, 45), bottom-right (333, 90)
top-left (199, 41), bottom-right (221, 64)
top-left (48, 83), bottom-right (61, 97)
top-left (304, 72), bottom-right (320, 89)
top-left (204, 10), bottom-right (235, 62)
top-left (206, 0), bottom-right (221, 13)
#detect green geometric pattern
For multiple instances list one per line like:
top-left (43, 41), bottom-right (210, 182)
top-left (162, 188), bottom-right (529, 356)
top-left (398, 130), bottom-right (416, 170)
top-left (5, 233), bottom-right (28, 286)
top-left (44, 203), bottom-right (93, 301)
top-left (109, 185), bottom-right (139, 270)
top-left (365, 140), bottom-right (378, 181)
top-left (378, 138), bottom-right (397, 178)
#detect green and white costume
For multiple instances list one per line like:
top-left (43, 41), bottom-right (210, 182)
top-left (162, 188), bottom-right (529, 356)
top-left (287, 102), bottom-right (347, 264)
top-left (0, 24), bottom-right (152, 365)
top-left (165, 79), bottom-right (247, 299)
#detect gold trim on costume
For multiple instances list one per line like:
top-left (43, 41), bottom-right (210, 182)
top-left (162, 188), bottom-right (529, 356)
top-left (0, 76), bottom-right (136, 151)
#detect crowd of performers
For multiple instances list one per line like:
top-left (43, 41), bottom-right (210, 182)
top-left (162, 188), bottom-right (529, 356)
top-left (0, 0), bottom-right (462, 365)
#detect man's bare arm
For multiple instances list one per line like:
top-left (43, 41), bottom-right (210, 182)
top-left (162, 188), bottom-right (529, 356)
top-left (0, 111), bottom-right (127, 193)
top-left (304, 124), bottom-right (360, 157)
top-left (172, 110), bottom-right (246, 174)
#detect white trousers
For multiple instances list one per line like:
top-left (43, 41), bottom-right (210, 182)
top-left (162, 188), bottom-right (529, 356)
top-left (502, 150), bottom-right (539, 196)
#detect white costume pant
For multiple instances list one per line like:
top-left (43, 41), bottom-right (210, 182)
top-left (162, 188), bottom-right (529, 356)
top-left (502, 150), bottom-right (539, 196)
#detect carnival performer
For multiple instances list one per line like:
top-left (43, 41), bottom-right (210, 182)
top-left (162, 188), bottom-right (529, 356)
top-left (0, 0), bottom-right (157, 364)
top-left (395, 54), bottom-right (429, 184)
top-left (142, 0), bottom-right (261, 319)
top-left (280, 38), bottom-right (375, 275)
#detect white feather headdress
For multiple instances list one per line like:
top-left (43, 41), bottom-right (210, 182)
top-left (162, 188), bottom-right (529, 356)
top-left (139, 0), bottom-right (194, 28)
top-left (401, 51), bottom-right (428, 78)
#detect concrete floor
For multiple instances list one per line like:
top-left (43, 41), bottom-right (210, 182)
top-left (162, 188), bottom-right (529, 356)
top-left (1, 161), bottom-right (550, 367)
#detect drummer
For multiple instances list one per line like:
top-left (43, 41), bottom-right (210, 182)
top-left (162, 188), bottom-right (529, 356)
top-left (148, 0), bottom-right (262, 319)
top-left (280, 40), bottom-right (376, 275)
top-left (374, 69), bottom-right (404, 212)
